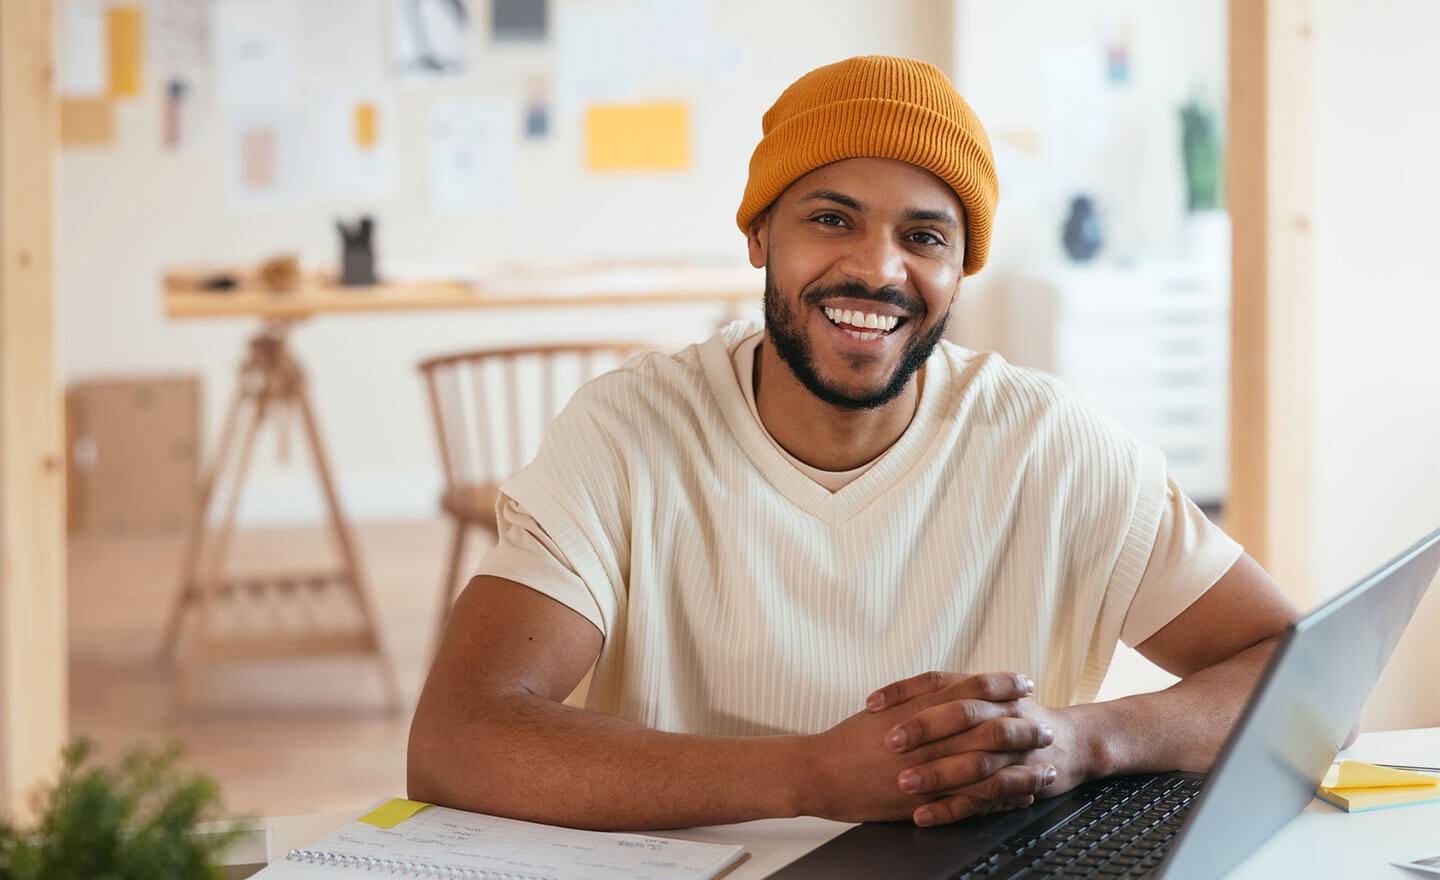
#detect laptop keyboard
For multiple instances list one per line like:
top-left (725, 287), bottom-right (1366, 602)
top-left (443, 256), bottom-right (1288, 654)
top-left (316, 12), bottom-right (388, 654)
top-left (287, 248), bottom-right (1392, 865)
top-left (950, 774), bottom-right (1203, 879)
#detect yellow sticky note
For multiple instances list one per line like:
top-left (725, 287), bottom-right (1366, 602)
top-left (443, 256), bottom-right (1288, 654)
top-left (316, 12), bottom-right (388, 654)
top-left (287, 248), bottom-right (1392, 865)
top-left (358, 798), bottom-right (432, 829)
top-left (107, 6), bottom-right (143, 98)
top-left (355, 103), bottom-right (378, 149)
top-left (586, 102), bottom-right (690, 172)
top-left (1317, 761), bottom-right (1440, 812)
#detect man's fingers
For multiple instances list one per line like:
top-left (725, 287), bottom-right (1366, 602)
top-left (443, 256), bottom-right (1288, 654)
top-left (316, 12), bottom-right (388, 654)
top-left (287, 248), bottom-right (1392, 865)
top-left (911, 764), bottom-right (1057, 827)
top-left (894, 718), bottom-right (1054, 792)
top-left (888, 710), bottom-right (1053, 755)
top-left (867, 670), bottom-right (1036, 712)
top-left (897, 748), bottom-right (1017, 794)
top-left (866, 670), bottom-right (956, 711)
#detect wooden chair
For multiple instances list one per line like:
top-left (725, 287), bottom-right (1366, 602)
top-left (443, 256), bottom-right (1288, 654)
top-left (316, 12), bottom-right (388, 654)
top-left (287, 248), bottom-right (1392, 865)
top-left (418, 342), bottom-right (654, 644)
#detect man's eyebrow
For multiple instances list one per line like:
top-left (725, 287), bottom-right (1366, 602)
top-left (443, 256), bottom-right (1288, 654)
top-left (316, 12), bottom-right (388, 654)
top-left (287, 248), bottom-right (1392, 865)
top-left (904, 208), bottom-right (959, 229)
top-left (796, 189), bottom-right (863, 211)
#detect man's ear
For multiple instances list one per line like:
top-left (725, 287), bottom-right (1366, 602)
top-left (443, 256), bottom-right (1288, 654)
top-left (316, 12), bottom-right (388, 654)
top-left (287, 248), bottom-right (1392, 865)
top-left (746, 212), bottom-right (769, 269)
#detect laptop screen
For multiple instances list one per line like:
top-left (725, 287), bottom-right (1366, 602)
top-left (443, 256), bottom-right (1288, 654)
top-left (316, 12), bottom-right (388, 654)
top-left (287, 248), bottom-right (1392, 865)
top-left (1159, 526), bottom-right (1440, 878)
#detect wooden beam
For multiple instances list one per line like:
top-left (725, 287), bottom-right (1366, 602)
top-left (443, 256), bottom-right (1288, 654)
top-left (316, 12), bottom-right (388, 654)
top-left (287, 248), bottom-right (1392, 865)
top-left (0, 0), bottom-right (66, 817)
top-left (1227, 0), bottom-right (1315, 605)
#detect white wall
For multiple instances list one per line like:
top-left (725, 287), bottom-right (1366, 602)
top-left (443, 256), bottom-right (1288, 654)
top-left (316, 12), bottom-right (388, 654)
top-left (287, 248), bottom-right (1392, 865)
top-left (1312, 0), bottom-right (1440, 729)
top-left (58, 0), bottom-right (952, 524)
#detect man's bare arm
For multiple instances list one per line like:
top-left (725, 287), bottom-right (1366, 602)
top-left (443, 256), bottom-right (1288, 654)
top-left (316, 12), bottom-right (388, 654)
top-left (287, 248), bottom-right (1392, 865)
top-left (1058, 551), bottom-right (1301, 779)
top-left (868, 552), bottom-right (1301, 825)
top-left (408, 575), bottom-right (1053, 830)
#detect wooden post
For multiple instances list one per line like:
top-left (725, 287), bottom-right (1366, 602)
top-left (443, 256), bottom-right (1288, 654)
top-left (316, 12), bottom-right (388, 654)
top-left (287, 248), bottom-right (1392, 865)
top-left (1227, 0), bottom-right (1315, 605)
top-left (0, 0), bottom-right (66, 817)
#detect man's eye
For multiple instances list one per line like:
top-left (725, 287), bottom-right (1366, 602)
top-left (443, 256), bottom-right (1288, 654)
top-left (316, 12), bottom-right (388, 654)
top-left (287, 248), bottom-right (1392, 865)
top-left (908, 231), bottom-right (944, 246)
top-left (813, 213), bottom-right (846, 227)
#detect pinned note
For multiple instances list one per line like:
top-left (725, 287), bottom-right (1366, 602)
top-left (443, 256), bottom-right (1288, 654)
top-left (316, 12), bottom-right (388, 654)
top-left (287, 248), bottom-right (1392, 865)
top-left (1316, 761), bottom-right (1440, 812)
top-left (107, 6), bottom-right (143, 97)
top-left (355, 102), bottom-right (378, 148)
top-left (61, 98), bottom-right (115, 147)
top-left (358, 798), bottom-right (432, 829)
top-left (586, 102), bottom-right (690, 172)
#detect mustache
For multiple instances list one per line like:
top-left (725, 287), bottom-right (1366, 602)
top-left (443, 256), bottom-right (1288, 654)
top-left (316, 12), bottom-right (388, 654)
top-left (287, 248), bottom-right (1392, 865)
top-left (801, 281), bottom-right (925, 316)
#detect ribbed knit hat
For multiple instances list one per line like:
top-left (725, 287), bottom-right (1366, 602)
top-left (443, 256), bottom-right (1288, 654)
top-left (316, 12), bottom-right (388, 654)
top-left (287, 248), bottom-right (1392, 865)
top-left (736, 55), bottom-right (998, 276)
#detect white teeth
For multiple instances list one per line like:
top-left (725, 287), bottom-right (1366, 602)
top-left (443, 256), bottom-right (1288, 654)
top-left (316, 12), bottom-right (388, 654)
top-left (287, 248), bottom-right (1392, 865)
top-left (823, 306), bottom-right (899, 334)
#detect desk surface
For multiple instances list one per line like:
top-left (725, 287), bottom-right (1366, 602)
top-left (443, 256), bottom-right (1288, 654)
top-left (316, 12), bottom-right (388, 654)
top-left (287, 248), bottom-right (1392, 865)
top-left (165, 263), bottom-right (762, 320)
top-left (263, 728), bottom-right (1440, 878)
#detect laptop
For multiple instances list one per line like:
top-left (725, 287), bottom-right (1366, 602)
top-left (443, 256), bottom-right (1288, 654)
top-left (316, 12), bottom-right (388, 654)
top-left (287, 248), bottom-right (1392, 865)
top-left (770, 527), bottom-right (1440, 880)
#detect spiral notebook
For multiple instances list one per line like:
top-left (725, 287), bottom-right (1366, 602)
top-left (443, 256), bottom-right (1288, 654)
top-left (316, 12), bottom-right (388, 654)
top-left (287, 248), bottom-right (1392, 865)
top-left (253, 797), bottom-right (747, 880)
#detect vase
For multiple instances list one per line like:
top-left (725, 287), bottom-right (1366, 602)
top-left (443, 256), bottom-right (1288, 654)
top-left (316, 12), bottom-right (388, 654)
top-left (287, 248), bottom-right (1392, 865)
top-left (1062, 195), bottom-right (1102, 262)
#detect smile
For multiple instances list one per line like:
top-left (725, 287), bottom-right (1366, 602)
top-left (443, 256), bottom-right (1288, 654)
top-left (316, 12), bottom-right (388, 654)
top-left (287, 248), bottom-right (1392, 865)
top-left (823, 306), bottom-right (901, 341)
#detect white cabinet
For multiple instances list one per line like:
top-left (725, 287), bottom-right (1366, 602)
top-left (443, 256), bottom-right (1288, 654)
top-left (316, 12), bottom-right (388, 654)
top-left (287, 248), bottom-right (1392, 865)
top-left (1002, 263), bottom-right (1229, 505)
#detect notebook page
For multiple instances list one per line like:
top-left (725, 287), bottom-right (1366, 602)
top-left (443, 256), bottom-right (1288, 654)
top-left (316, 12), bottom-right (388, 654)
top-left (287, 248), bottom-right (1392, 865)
top-left (261, 801), bottom-right (746, 880)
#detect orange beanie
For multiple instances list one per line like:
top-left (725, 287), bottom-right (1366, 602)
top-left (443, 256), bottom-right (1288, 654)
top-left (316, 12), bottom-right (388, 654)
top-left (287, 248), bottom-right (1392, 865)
top-left (736, 56), bottom-right (998, 276)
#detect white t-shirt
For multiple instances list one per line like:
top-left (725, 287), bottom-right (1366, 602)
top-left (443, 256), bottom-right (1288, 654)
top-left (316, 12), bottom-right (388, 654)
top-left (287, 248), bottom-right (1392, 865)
top-left (476, 324), bottom-right (1242, 735)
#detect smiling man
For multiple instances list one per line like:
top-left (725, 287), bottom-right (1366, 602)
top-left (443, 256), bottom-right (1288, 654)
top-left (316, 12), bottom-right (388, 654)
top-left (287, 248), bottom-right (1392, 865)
top-left (408, 56), bottom-right (1298, 831)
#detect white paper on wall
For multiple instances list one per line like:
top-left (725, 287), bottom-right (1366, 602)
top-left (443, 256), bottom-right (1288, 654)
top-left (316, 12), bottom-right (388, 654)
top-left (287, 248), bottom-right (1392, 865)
top-left (59, 0), bottom-right (108, 97)
top-left (302, 0), bottom-right (385, 88)
top-left (643, 0), bottom-right (712, 78)
top-left (215, 0), bottom-right (301, 109)
top-left (427, 97), bottom-right (518, 214)
top-left (708, 36), bottom-right (748, 83)
top-left (393, 0), bottom-right (472, 79)
top-left (227, 104), bottom-right (307, 206)
top-left (308, 89), bottom-right (396, 199)
top-left (553, 2), bottom-right (645, 119)
top-left (149, 0), bottom-right (210, 80)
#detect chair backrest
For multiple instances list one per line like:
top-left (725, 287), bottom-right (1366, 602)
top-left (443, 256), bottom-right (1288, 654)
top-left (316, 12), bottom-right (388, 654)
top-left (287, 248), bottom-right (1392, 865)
top-left (417, 342), bottom-right (654, 496)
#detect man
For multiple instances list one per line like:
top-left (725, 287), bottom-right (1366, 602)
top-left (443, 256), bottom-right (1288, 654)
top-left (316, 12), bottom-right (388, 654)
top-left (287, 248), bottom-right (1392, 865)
top-left (408, 56), bottom-right (1297, 831)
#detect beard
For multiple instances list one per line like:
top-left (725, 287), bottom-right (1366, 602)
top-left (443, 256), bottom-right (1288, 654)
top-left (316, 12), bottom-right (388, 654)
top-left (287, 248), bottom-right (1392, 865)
top-left (762, 268), bottom-right (951, 411)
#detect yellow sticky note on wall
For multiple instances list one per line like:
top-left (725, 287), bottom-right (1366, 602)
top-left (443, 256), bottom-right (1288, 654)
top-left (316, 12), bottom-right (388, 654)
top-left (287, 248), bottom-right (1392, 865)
top-left (586, 102), bottom-right (690, 172)
top-left (355, 103), bottom-right (378, 149)
top-left (107, 6), bottom-right (143, 98)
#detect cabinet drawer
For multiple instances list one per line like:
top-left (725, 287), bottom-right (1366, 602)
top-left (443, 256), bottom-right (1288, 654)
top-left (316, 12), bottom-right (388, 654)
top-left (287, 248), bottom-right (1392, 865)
top-left (1073, 368), bottom-right (1227, 412)
top-left (1051, 266), bottom-right (1229, 319)
top-left (1055, 325), bottom-right (1228, 380)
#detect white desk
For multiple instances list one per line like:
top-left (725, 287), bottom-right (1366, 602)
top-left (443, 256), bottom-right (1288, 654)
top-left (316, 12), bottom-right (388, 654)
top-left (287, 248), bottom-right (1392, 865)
top-left (264, 728), bottom-right (1439, 878)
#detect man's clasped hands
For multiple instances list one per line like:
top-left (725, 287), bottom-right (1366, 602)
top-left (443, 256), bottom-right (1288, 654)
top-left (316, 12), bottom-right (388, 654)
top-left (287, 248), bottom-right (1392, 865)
top-left (809, 671), bottom-right (1090, 827)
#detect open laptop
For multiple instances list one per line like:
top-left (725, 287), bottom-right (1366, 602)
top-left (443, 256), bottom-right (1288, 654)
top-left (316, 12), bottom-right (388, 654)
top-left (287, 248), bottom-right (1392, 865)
top-left (770, 527), bottom-right (1440, 880)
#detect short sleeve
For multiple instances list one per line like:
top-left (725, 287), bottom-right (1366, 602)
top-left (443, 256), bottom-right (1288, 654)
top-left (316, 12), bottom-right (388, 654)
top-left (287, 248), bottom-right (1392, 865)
top-left (473, 494), bottom-right (607, 636)
top-left (1119, 477), bottom-right (1243, 647)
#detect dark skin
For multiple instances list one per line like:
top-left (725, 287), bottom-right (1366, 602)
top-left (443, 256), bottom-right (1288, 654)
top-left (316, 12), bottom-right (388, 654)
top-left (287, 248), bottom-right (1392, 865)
top-left (408, 158), bottom-right (1301, 829)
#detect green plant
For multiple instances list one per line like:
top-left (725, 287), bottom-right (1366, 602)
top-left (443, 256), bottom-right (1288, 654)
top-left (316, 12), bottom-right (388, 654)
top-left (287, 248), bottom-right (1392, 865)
top-left (0, 739), bottom-right (241, 880)
top-left (1180, 98), bottom-right (1224, 212)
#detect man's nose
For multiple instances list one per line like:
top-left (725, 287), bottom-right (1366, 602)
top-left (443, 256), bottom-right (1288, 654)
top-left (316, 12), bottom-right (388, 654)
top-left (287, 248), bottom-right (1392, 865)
top-left (838, 230), bottom-right (907, 291)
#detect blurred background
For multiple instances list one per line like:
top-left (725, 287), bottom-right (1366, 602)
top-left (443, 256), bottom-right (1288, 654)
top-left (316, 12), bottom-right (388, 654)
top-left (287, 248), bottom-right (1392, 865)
top-left (2, 0), bottom-right (1437, 822)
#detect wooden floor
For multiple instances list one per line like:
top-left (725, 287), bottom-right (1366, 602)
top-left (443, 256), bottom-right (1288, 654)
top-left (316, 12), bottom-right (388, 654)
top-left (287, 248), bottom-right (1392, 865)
top-left (67, 517), bottom-right (479, 819)
top-left (68, 517), bottom-right (1174, 821)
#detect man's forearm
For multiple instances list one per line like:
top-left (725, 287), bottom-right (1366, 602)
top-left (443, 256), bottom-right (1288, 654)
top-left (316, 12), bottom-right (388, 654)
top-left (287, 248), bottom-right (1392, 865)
top-left (408, 688), bottom-right (812, 830)
top-left (1063, 637), bottom-right (1281, 780)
